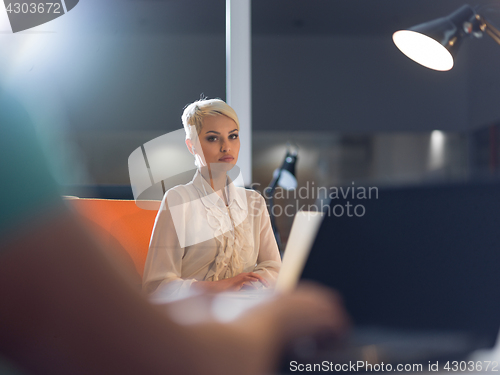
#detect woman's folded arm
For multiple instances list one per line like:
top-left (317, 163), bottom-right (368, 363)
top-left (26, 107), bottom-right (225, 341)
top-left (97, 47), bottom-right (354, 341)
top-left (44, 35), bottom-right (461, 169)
top-left (142, 191), bottom-right (193, 298)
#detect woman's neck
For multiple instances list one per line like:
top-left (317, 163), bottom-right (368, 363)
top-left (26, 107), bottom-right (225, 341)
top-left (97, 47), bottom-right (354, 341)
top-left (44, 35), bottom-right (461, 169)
top-left (200, 168), bottom-right (228, 197)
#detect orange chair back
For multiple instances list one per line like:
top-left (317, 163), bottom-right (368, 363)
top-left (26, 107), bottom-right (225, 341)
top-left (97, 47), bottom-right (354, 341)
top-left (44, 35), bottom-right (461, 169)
top-left (67, 199), bottom-right (158, 288)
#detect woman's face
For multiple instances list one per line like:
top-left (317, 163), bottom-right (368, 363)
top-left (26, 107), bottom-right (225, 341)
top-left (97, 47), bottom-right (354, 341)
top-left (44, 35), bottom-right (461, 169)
top-left (191, 114), bottom-right (240, 170)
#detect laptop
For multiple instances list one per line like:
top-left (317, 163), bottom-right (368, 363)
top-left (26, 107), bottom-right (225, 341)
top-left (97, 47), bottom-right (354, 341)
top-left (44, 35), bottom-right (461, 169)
top-left (274, 210), bottom-right (325, 294)
top-left (220, 182), bottom-right (500, 371)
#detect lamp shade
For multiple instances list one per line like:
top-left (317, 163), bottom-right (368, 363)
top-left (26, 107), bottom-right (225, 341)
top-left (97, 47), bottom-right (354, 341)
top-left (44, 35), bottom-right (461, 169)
top-left (393, 5), bottom-right (476, 71)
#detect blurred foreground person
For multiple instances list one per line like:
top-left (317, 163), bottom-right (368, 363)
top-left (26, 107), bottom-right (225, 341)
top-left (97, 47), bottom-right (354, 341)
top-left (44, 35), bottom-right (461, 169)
top-left (0, 91), bottom-right (349, 375)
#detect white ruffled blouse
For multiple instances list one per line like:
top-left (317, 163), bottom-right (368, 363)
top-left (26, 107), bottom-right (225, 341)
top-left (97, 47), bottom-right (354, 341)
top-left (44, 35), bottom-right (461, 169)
top-left (142, 170), bottom-right (281, 299)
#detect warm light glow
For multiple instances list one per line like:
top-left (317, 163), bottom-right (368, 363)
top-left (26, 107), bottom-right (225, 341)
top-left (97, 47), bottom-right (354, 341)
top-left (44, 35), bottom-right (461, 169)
top-left (393, 30), bottom-right (454, 71)
top-left (429, 130), bottom-right (445, 170)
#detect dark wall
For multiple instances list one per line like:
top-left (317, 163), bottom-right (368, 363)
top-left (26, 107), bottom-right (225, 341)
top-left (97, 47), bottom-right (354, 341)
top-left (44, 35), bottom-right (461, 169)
top-left (5, 0), bottom-right (500, 185)
top-left (8, 0), bottom-right (500, 135)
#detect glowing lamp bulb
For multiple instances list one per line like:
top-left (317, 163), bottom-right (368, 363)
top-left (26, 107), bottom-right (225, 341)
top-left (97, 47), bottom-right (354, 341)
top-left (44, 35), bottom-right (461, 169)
top-left (393, 30), bottom-right (454, 71)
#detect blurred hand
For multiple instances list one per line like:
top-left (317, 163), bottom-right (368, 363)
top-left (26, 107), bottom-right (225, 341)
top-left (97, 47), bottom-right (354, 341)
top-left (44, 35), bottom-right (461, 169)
top-left (266, 282), bottom-right (351, 342)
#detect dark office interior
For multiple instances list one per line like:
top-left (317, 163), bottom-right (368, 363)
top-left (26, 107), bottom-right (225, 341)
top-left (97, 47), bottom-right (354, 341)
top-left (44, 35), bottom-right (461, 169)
top-left (2, 0), bottom-right (500, 371)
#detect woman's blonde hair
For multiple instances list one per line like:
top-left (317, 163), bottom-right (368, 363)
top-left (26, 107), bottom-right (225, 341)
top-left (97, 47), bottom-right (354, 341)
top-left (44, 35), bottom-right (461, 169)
top-left (181, 98), bottom-right (239, 140)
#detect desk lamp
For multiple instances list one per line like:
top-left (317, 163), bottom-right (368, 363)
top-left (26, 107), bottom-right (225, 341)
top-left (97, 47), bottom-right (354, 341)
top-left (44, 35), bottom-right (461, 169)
top-left (393, 4), bottom-right (500, 71)
top-left (265, 145), bottom-right (298, 255)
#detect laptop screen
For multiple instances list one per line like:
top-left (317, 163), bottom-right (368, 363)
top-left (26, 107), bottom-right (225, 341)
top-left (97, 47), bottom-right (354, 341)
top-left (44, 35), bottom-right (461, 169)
top-left (275, 211), bottom-right (324, 294)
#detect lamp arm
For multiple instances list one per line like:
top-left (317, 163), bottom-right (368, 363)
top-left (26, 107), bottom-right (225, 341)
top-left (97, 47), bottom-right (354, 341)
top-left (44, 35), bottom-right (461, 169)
top-left (476, 14), bottom-right (500, 45)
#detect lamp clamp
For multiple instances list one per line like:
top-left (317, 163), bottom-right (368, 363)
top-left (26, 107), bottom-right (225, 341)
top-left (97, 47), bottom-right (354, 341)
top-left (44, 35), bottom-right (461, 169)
top-left (463, 15), bottom-right (484, 38)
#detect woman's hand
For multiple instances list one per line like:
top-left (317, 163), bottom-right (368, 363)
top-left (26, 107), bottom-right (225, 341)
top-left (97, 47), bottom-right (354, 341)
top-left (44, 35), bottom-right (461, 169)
top-left (195, 272), bottom-right (269, 293)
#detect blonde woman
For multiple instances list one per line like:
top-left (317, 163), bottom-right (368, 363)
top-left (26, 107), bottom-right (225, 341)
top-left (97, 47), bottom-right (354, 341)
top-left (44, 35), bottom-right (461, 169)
top-left (142, 98), bottom-right (281, 299)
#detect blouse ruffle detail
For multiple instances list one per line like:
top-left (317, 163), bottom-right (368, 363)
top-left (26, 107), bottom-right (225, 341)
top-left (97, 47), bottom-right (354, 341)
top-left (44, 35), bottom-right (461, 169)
top-left (204, 204), bottom-right (253, 281)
